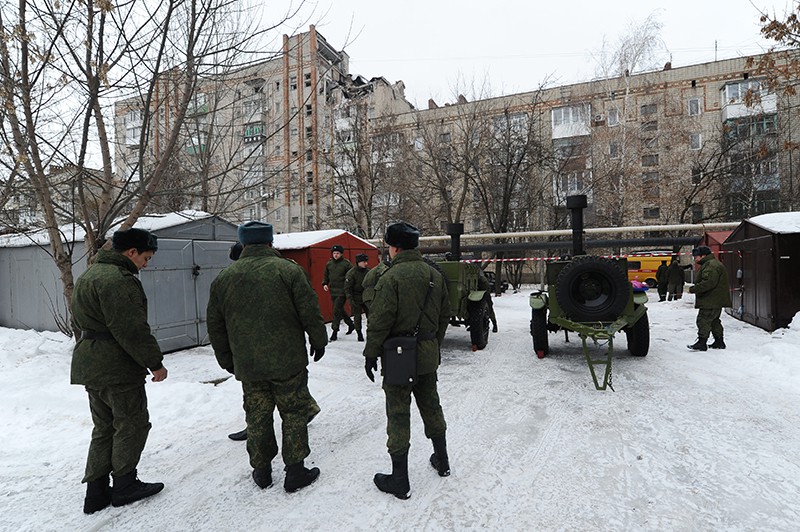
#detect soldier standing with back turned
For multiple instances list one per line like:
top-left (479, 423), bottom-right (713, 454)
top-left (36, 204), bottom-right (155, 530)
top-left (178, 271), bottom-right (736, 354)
top-left (344, 253), bottom-right (370, 341)
top-left (363, 221), bottom-right (451, 500)
top-left (323, 244), bottom-right (355, 341)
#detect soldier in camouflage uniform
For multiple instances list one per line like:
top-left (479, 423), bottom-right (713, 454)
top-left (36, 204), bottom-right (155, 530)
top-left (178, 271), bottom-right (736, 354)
top-left (363, 222), bottom-right (451, 500)
top-left (323, 245), bottom-right (355, 341)
top-left (344, 253), bottom-right (370, 341)
top-left (207, 221), bottom-right (327, 492)
top-left (687, 246), bottom-right (732, 351)
top-left (71, 228), bottom-right (167, 514)
top-left (362, 258), bottom-right (390, 310)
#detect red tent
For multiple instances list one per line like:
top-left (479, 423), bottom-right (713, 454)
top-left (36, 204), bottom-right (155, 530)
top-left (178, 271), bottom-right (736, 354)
top-left (273, 229), bottom-right (380, 322)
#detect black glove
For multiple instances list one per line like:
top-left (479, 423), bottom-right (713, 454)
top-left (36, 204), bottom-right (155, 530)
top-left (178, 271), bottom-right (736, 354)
top-left (311, 347), bottom-right (325, 362)
top-left (365, 357), bottom-right (377, 382)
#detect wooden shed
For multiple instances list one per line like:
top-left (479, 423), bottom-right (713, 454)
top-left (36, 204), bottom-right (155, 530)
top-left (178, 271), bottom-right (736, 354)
top-left (273, 229), bottom-right (380, 322)
top-left (720, 212), bottom-right (800, 331)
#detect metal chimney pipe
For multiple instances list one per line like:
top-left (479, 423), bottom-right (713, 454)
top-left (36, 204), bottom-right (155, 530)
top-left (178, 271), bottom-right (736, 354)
top-left (566, 194), bottom-right (588, 256)
top-left (446, 222), bottom-right (464, 261)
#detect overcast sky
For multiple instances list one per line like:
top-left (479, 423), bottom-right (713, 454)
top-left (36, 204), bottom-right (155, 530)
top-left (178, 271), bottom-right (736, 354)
top-left (273, 0), bottom-right (795, 108)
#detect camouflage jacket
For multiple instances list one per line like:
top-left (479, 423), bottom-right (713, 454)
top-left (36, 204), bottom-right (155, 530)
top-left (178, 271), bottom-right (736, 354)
top-left (323, 257), bottom-right (353, 296)
top-left (363, 250), bottom-right (450, 375)
top-left (70, 249), bottom-right (163, 387)
top-left (207, 244), bottom-right (327, 382)
top-left (362, 261), bottom-right (389, 307)
top-left (689, 254), bottom-right (732, 309)
top-left (344, 266), bottom-right (369, 303)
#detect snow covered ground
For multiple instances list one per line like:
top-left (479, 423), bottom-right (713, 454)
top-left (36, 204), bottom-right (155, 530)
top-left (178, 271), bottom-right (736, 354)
top-left (1, 288), bottom-right (799, 531)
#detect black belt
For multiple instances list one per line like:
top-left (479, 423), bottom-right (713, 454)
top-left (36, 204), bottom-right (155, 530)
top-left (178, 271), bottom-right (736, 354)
top-left (80, 330), bottom-right (114, 341)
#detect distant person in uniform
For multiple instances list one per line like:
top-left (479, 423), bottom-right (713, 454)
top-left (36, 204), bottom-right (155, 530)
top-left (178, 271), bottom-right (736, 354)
top-left (687, 246), bottom-right (731, 351)
top-left (344, 253), bottom-right (370, 342)
top-left (363, 222), bottom-right (451, 500)
top-left (323, 245), bottom-right (355, 341)
top-left (666, 257), bottom-right (685, 301)
top-left (362, 257), bottom-right (390, 311)
top-left (71, 228), bottom-right (167, 514)
top-left (207, 221), bottom-right (327, 492)
top-left (656, 259), bottom-right (669, 302)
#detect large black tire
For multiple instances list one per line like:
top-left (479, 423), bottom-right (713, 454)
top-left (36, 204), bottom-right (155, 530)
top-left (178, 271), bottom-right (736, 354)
top-left (530, 308), bottom-right (549, 358)
top-left (468, 299), bottom-right (490, 350)
top-left (625, 309), bottom-right (650, 356)
top-left (555, 256), bottom-right (630, 322)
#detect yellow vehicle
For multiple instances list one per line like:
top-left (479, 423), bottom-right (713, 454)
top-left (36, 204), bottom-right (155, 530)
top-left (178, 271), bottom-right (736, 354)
top-left (626, 251), bottom-right (672, 288)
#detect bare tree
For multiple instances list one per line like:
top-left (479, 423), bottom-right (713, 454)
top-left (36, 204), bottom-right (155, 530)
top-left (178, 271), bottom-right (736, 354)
top-left (0, 0), bottom-right (304, 331)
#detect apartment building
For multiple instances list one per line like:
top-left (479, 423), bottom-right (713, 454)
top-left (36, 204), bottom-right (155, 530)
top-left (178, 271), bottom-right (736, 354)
top-left (113, 27), bottom-right (797, 238)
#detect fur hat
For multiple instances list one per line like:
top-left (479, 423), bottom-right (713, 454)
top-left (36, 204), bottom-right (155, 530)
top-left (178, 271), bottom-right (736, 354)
top-left (331, 244), bottom-right (344, 253)
top-left (355, 253), bottom-right (369, 263)
top-left (112, 228), bottom-right (158, 252)
top-left (385, 221), bottom-right (420, 249)
top-left (238, 221), bottom-right (273, 245)
top-left (692, 245), bottom-right (712, 257)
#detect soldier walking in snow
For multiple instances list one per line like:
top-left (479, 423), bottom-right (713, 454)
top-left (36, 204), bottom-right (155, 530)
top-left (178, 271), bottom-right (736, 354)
top-left (71, 228), bottom-right (167, 514)
top-left (363, 222), bottom-right (451, 500)
top-left (687, 246), bottom-right (732, 351)
top-left (323, 244), bottom-right (355, 340)
top-left (207, 221), bottom-right (327, 492)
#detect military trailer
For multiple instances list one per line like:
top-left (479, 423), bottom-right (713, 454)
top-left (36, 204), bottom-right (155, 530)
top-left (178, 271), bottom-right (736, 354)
top-left (529, 195), bottom-right (650, 391)
top-left (438, 223), bottom-right (491, 351)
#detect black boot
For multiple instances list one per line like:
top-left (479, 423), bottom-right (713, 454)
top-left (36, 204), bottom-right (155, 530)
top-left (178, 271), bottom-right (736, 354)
top-left (429, 435), bottom-right (451, 477)
top-left (228, 428), bottom-right (247, 441)
top-left (329, 330), bottom-right (338, 342)
top-left (709, 338), bottom-right (726, 349)
top-left (374, 453), bottom-right (410, 500)
top-left (284, 461), bottom-right (320, 493)
top-left (346, 322), bottom-right (356, 335)
top-left (687, 338), bottom-right (708, 351)
top-left (307, 403), bottom-right (321, 424)
top-left (491, 320), bottom-right (498, 333)
top-left (357, 329), bottom-right (364, 342)
top-left (83, 476), bottom-right (111, 514)
top-left (111, 469), bottom-right (164, 507)
top-left (252, 466), bottom-right (273, 489)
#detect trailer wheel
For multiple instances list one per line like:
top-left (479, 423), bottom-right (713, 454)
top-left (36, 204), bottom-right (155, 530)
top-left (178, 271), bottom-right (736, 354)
top-left (555, 256), bottom-right (629, 322)
top-left (625, 309), bottom-right (650, 356)
top-left (530, 308), bottom-right (549, 358)
top-left (468, 299), bottom-right (490, 350)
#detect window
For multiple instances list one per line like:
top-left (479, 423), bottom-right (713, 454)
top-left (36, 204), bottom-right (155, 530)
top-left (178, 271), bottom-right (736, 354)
top-left (689, 133), bottom-right (702, 150)
top-left (552, 105), bottom-right (588, 127)
top-left (290, 127), bottom-right (298, 137)
top-left (641, 120), bottom-right (658, 132)
top-left (413, 137), bottom-right (424, 151)
top-left (642, 154), bottom-right (659, 167)
top-left (688, 98), bottom-right (702, 116)
top-left (290, 76), bottom-right (297, 90)
top-left (643, 137), bottom-right (658, 149)
top-left (306, 126), bottom-right (313, 139)
top-left (472, 218), bottom-right (481, 232)
top-left (642, 172), bottom-right (660, 199)
top-left (307, 193), bottom-right (314, 205)
top-left (306, 149), bottom-right (313, 161)
top-left (304, 72), bottom-right (312, 88)
top-left (125, 109), bottom-right (142, 145)
top-left (607, 108), bottom-right (620, 126)
top-left (275, 81), bottom-right (280, 91)
top-left (691, 204), bottom-right (704, 223)
top-left (609, 142), bottom-right (620, 159)
top-left (691, 167), bottom-right (703, 186)
top-left (640, 103), bottom-right (657, 116)
top-left (643, 207), bottom-right (660, 219)
top-left (440, 132), bottom-right (451, 143)
top-left (723, 80), bottom-right (764, 104)
top-left (306, 171), bottom-right (314, 183)
top-left (305, 104), bottom-right (313, 117)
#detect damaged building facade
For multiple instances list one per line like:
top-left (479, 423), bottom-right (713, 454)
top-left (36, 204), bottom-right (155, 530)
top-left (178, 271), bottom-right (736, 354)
top-left (113, 27), bottom-right (800, 239)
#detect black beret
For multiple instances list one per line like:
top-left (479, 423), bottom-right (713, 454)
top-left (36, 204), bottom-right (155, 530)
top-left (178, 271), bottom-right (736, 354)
top-left (355, 253), bottom-right (369, 263)
top-left (238, 221), bottom-right (273, 245)
top-left (112, 228), bottom-right (158, 252)
top-left (331, 244), bottom-right (344, 253)
top-left (385, 221), bottom-right (420, 249)
top-left (229, 242), bottom-right (243, 261)
top-left (692, 245), bottom-right (712, 257)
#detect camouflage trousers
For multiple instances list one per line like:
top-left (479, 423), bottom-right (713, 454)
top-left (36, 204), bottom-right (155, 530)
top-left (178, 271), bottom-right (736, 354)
top-left (382, 372), bottom-right (447, 456)
top-left (331, 294), bottom-right (354, 332)
top-left (82, 383), bottom-right (151, 483)
top-left (348, 298), bottom-right (367, 331)
top-left (242, 371), bottom-right (310, 468)
top-left (667, 282), bottom-right (684, 300)
top-left (696, 307), bottom-right (724, 340)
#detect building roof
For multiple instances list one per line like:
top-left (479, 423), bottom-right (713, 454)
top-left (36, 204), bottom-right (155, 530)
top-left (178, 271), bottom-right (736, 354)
top-left (747, 212), bottom-right (800, 234)
top-left (273, 229), bottom-right (376, 250)
top-left (0, 210), bottom-right (214, 248)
